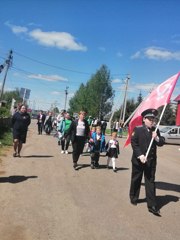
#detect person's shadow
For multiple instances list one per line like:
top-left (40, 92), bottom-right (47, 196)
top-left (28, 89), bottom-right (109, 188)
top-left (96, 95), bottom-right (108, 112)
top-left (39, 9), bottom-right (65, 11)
top-left (156, 181), bottom-right (180, 209)
top-left (156, 181), bottom-right (180, 193)
top-left (75, 164), bottom-right (90, 170)
top-left (0, 175), bottom-right (38, 184)
top-left (157, 195), bottom-right (179, 210)
top-left (141, 181), bottom-right (180, 209)
top-left (22, 155), bottom-right (53, 158)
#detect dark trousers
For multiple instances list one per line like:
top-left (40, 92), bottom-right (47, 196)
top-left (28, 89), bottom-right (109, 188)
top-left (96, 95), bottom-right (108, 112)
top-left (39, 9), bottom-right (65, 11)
top-left (91, 152), bottom-right (100, 166)
top-left (61, 135), bottom-right (71, 151)
top-left (129, 162), bottom-right (157, 208)
top-left (72, 136), bottom-right (85, 163)
top-left (37, 122), bottom-right (43, 134)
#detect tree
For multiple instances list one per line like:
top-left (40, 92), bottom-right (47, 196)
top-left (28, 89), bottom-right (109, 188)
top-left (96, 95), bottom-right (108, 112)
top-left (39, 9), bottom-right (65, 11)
top-left (68, 65), bottom-right (114, 119)
top-left (158, 104), bottom-right (176, 125)
top-left (68, 83), bottom-right (88, 114)
top-left (2, 89), bottom-right (22, 109)
top-left (137, 92), bottom-right (143, 105)
top-left (113, 98), bottom-right (137, 123)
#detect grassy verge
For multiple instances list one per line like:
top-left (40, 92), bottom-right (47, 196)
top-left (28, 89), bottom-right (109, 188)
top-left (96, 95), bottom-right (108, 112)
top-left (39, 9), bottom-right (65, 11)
top-left (0, 130), bottom-right (13, 158)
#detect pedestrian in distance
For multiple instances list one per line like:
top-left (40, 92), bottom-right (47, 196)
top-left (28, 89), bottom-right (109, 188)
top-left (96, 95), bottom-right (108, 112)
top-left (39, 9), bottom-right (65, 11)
top-left (44, 112), bottom-right (53, 135)
top-left (67, 111), bottom-right (90, 170)
top-left (101, 120), bottom-right (107, 135)
top-left (37, 110), bottom-right (45, 135)
top-left (89, 126), bottom-right (106, 169)
top-left (12, 104), bottom-right (31, 157)
top-left (129, 108), bottom-right (164, 216)
top-left (106, 132), bottom-right (120, 172)
top-left (58, 112), bottom-right (72, 154)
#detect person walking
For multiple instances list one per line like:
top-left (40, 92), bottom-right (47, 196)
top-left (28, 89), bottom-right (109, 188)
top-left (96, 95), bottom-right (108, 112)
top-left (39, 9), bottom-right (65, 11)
top-left (12, 104), bottom-right (31, 157)
top-left (101, 120), bottom-right (107, 135)
top-left (89, 126), bottom-right (106, 169)
top-left (44, 112), bottom-right (53, 135)
top-left (129, 108), bottom-right (164, 216)
top-left (106, 132), bottom-right (120, 172)
top-left (68, 111), bottom-right (90, 170)
top-left (58, 112), bottom-right (72, 154)
top-left (37, 110), bottom-right (45, 135)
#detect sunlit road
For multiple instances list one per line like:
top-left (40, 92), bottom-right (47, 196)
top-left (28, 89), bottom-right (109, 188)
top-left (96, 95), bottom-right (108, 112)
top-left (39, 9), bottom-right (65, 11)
top-left (0, 120), bottom-right (179, 240)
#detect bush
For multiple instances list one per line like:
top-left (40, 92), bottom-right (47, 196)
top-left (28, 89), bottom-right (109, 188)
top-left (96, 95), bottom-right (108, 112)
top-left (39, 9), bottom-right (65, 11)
top-left (0, 106), bottom-right (10, 117)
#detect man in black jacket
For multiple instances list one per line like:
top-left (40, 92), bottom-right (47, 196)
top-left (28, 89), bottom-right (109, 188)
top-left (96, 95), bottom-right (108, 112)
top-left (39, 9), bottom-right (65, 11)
top-left (129, 108), bottom-right (164, 216)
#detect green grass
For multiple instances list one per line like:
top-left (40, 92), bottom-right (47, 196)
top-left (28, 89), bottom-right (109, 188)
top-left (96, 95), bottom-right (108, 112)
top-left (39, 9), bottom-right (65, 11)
top-left (105, 129), bottom-right (128, 136)
top-left (0, 130), bottom-right (13, 147)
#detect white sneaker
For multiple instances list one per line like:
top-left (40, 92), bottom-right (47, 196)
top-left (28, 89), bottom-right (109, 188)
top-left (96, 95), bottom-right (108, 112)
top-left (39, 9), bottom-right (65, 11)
top-left (65, 150), bottom-right (68, 154)
top-left (61, 150), bottom-right (65, 154)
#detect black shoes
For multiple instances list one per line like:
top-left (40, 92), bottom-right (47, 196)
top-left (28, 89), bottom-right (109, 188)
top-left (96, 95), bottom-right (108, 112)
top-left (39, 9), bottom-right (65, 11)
top-left (91, 164), bottom-right (95, 169)
top-left (148, 206), bottom-right (161, 216)
top-left (130, 200), bottom-right (137, 206)
top-left (73, 163), bottom-right (78, 170)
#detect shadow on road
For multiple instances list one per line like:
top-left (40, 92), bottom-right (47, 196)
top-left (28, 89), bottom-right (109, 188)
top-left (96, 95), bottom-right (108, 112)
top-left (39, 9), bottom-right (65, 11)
top-left (156, 181), bottom-right (180, 193)
top-left (22, 155), bottom-right (54, 158)
top-left (0, 175), bottom-right (38, 184)
top-left (157, 195), bottom-right (179, 209)
top-left (75, 164), bottom-right (90, 170)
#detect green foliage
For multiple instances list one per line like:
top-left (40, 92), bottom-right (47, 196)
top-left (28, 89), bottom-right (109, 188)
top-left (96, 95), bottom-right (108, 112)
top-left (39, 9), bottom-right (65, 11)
top-left (158, 105), bottom-right (176, 125)
top-left (0, 89), bottom-right (22, 118)
top-left (137, 92), bottom-right (143, 105)
top-left (2, 89), bottom-right (22, 109)
top-left (113, 98), bottom-right (137, 122)
top-left (69, 65), bottom-right (114, 119)
top-left (0, 106), bottom-right (11, 117)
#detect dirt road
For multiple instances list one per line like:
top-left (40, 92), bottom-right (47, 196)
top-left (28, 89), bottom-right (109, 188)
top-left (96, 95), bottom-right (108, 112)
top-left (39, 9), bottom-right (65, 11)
top-left (0, 120), bottom-right (179, 240)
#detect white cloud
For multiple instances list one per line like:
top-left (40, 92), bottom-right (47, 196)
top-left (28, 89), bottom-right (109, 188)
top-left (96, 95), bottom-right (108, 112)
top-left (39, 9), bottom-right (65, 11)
top-left (112, 78), bottom-right (122, 83)
top-left (5, 22), bottom-right (87, 51)
top-left (5, 21), bottom-right (28, 34)
top-left (28, 74), bottom-right (68, 82)
top-left (29, 29), bottom-right (87, 51)
top-left (51, 91), bottom-right (64, 95)
top-left (117, 82), bottom-right (157, 93)
top-left (131, 46), bottom-right (180, 60)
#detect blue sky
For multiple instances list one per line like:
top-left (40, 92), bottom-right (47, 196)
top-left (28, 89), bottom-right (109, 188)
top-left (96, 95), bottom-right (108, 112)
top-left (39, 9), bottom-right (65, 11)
top-left (0, 0), bottom-right (180, 111)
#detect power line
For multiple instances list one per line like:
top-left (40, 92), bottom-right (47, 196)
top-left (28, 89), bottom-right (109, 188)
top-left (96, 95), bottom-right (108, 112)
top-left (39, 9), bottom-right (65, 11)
top-left (13, 50), bottom-right (128, 77)
top-left (14, 51), bottom-right (91, 75)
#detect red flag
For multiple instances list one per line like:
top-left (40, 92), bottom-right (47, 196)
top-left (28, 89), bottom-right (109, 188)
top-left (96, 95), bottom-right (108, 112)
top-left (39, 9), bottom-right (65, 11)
top-left (124, 72), bottom-right (180, 147)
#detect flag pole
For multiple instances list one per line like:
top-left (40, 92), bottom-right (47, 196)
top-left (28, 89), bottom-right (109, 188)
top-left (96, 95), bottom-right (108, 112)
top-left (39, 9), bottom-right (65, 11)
top-left (145, 103), bottom-right (167, 158)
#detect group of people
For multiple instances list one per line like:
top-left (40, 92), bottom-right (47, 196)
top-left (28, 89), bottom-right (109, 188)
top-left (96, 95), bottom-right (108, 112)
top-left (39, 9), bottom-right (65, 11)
top-left (11, 106), bottom-right (165, 216)
top-left (56, 111), bottom-right (120, 172)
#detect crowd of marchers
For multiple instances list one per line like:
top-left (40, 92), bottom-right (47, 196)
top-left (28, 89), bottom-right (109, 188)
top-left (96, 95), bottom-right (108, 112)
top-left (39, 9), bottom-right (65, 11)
top-left (11, 105), bottom-right (165, 217)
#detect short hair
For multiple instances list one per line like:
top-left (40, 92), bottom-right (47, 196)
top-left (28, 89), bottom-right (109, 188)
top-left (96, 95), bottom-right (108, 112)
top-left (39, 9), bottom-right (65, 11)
top-left (79, 111), bottom-right (86, 116)
top-left (112, 132), bottom-right (117, 137)
top-left (96, 126), bottom-right (101, 131)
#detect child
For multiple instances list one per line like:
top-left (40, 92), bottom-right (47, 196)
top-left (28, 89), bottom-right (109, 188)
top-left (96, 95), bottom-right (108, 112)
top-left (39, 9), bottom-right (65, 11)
top-left (106, 132), bottom-right (120, 172)
top-left (89, 126), bottom-right (106, 169)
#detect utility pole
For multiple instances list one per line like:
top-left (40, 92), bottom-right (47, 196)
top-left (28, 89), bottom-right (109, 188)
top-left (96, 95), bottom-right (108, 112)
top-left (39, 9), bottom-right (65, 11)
top-left (0, 50), bottom-right (13, 102)
top-left (64, 86), bottom-right (69, 110)
top-left (119, 74), bottom-right (130, 124)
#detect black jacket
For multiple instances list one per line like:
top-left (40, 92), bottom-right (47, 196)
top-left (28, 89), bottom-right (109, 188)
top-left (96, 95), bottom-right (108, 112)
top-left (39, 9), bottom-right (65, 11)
top-left (67, 119), bottom-right (90, 143)
top-left (12, 111), bottom-right (31, 131)
top-left (131, 125), bottom-right (164, 165)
